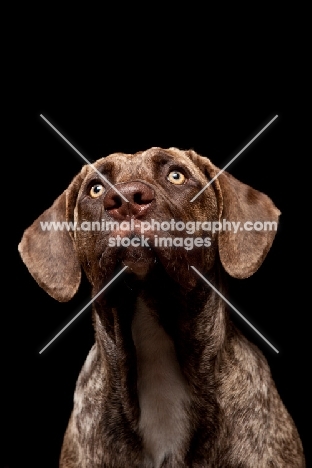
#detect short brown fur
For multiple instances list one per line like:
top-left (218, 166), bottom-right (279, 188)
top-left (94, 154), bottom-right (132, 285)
top-left (19, 148), bottom-right (305, 467)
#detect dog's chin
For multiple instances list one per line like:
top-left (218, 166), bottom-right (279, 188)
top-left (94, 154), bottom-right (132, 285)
top-left (119, 246), bottom-right (156, 279)
top-left (122, 258), bottom-right (154, 278)
top-left (100, 243), bottom-right (200, 290)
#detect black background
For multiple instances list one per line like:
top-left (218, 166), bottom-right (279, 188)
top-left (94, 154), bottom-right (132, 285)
top-left (4, 48), bottom-right (309, 467)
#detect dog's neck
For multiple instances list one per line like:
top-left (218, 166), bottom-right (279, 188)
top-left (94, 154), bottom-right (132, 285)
top-left (92, 266), bottom-right (230, 460)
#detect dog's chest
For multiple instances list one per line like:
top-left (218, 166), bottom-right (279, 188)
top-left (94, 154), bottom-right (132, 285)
top-left (132, 297), bottom-right (190, 467)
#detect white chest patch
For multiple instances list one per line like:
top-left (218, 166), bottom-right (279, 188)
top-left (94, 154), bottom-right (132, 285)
top-left (132, 297), bottom-right (190, 467)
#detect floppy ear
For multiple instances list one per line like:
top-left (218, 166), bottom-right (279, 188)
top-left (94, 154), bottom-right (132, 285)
top-left (186, 150), bottom-right (281, 279)
top-left (18, 174), bottom-right (83, 302)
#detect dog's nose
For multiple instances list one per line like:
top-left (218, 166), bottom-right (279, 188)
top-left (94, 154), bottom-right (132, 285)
top-left (104, 181), bottom-right (155, 219)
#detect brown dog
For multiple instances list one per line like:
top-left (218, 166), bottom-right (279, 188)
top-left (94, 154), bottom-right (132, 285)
top-left (19, 147), bottom-right (305, 467)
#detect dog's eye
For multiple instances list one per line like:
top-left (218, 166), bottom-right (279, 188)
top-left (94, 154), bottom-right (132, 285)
top-left (90, 184), bottom-right (105, 198)
top-left (167, 171), bottom-right (186, 185)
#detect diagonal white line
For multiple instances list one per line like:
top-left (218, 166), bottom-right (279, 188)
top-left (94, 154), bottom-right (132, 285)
top-left (39, 266), bottom-right (128, 354)
top-left (190, 266), bottom-right (279, 353)
top-left (190, 115), bottom-right (278, 202)
top-left (40, 114), bottom-right (129, 202)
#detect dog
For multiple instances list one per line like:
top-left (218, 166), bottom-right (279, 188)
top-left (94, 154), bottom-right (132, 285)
top-left (19, 147), bottom-right (305, 467)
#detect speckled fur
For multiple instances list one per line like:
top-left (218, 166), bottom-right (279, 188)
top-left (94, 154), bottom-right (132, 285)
top-left (19, 148), bottom-right (305, 467)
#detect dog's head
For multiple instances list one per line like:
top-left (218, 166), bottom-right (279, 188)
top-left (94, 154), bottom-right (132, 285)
top-left (19, 147), bottom-right (280, 301)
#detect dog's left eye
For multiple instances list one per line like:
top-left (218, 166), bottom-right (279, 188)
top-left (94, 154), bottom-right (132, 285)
top-left (167, 171), bottom-right (186, 185)
top-left (90, 184), bottom-right (105, 198)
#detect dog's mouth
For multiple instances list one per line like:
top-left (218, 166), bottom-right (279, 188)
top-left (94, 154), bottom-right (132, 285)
top-left (98, 220), bottom-right (210, 284)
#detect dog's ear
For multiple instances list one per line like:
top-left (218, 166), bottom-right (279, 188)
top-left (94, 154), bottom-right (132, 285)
top-left (18, 172), bottom-right (84, 302)
top-left (186, 150), bottom-right (281, 279)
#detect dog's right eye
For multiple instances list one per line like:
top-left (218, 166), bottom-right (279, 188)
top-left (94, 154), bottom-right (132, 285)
top-left (90, 184), bottom-right (105, 198)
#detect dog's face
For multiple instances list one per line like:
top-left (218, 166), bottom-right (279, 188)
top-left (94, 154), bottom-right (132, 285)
top-left (70, 148), bottom-right (220, 289)
top-left (19, 147), bottom-right (280, 301)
